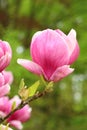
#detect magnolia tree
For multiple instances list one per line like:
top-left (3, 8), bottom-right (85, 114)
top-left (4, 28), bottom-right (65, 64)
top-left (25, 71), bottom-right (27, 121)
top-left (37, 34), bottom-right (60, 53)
top-left (0, 29), bottom-right (79, 130)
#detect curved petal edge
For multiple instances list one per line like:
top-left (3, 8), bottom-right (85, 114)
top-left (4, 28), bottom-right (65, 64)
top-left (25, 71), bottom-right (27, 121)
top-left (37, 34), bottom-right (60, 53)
top-left (50, 65), bottom-right (74, 82)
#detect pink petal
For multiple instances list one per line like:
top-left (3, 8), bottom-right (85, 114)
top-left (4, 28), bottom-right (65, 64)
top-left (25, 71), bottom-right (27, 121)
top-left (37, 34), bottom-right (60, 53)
top-left (68, 41), bottom-right (80, 64)
top-left (0, 73), bottom-right (5, 87)
top-left (67, 29), bottom-right (77, 49)
top-left (0, 96), bottom-right (11, 114)
top-left (0, 48), bottom-right (4, 57)
top-left (14, 105), bottom-right (32, 122)
top-left (56, 29), bottom-right (80, 64)
top-left (0, 111), bottom-right (6, 117)
top-left (0, 53), bottom-right (11, 71)
top-left (9, 120), bottom-right (23, 130)
top-left (50, 65), bottom-right (74, 82)
top-left (0, 40), bottom-right (12, 56)
top-left (67, 29), bottom-right (79, 56)
top-left (8, 105), bottom-right (31, 122)
top-left (10, 96), bottom-right (21, 107)
top-left (55, 29), bottom-right (67, 38)
top-left (2, 71), bottom-right (13, 85)
top-left (17, 59), bottom-right (43, 76)
top-left (31, 29), bottom-right (69, 68)
top-left (31, 31), bottom-right (42, 43)
top-left (0, 84), bottom-right (10, 97)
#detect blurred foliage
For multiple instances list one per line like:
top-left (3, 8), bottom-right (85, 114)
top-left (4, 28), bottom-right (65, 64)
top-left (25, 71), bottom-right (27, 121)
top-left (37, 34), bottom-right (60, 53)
top-left (0, 0), bottom-right (87, 130)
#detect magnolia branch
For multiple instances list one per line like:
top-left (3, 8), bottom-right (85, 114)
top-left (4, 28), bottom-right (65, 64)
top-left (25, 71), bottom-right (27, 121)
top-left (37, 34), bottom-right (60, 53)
top-left (0, 89), bottom-right (50, 124)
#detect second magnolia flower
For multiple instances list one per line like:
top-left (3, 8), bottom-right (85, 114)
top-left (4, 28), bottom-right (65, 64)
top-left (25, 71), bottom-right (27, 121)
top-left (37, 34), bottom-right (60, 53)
top-left (0, 96), bottom-right (31, 130)
top-left (17, 29), bottom-right (79, 82)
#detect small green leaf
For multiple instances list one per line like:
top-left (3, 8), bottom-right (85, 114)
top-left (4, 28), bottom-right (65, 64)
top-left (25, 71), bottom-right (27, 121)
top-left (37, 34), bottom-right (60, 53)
top-left (19, 79), bottom-right (25, 89)
top-left (18, 86), bottom-right (29, 100)
top-left (19, 79), bottom-right (29, 100)
top-left (28, 80), bottom-right (40, 97)
top-left (46, 81), bottom-right (54, 92)
top-left (46, 81), bottom-right (54, 89)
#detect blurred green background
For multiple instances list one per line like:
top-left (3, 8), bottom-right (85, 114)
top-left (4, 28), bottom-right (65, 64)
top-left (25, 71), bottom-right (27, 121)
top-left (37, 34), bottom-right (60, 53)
top-left (0, 0), bottom-right (87, 130)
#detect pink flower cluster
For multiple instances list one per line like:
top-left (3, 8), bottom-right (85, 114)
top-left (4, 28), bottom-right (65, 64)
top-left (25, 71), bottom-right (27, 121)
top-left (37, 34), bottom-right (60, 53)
top-left (0, 40), bottom-right (31, 129)
top-left (0, 40), bottom-right (12, 96)
top-left (18, 29), bottom-right (80, 82)
top-left (0, 96), bottom-right (32, 130)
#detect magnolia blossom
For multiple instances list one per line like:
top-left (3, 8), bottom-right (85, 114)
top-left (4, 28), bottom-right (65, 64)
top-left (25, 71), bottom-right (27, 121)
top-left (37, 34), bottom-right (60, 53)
top-left (17, 29), bottom-right (79, 82)
top-left (0, 70), bottom-right (13, 97)
top-left (0, 96), bottom-right (32, 130)
top-left (0, 40), bottom-right (12, 72)
top-left (0, 124), bottom-right (13, 130)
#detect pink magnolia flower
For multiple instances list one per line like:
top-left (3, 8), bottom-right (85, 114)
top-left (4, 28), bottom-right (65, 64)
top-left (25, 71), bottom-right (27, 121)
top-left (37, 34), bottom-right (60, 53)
top-left (17, 29), bottom-right (79, 82)
top-left (0, 124), bottom-right (13, 130)
top-left (0, 96), bottom-right (32, 130)
top-left (0, 40), bottom-right (12, 71)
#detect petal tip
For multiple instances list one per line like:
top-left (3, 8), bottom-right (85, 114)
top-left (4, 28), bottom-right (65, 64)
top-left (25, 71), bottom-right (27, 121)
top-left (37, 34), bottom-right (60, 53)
top-left (69, 29), bottom-right (76, 37)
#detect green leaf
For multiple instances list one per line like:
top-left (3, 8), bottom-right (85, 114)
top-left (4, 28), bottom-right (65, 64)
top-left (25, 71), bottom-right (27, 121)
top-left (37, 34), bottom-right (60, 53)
top-left (19, 79), bottom-right (25, 89)
top-left (46, 81), bottom-right (54, 92)
top-left (19, 79), bottom-right (28, 100)
top-left (28, 80), bottom-right (40, 97)
top-left (46, 81), bottom-right (54, 89)
top-left (18, 86), bottom-right (29, 100)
